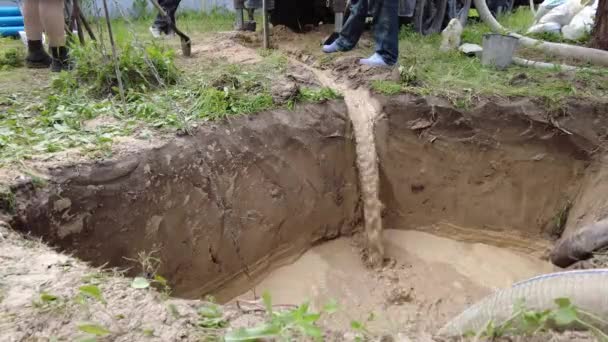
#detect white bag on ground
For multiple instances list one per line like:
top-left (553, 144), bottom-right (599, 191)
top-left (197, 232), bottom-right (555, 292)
top-left (562, 0), bottom-right (598, 40)
top-left (534, 0), bottom-right (568, 23)
top-left (440, 18), bottom-right (464, 52)
top-left (528, 0), bottom-right (584, 34)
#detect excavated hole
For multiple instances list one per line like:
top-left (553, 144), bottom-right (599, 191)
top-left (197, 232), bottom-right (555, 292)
top-left (9, 94), bottom-right (598, 335)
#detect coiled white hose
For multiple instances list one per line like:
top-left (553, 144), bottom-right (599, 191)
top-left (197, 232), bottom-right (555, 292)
top-left (439, 269), bottom-right (608, 336)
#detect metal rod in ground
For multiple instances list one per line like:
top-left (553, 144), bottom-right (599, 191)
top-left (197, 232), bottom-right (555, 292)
top-left (79, 12), bottom-right (97, 41)
top-left (74, 0), bottom-right (96, 41)
top-left (101, 0), bottom-right (127, 113)
top-left (262, 0), bottom-right (269, 49)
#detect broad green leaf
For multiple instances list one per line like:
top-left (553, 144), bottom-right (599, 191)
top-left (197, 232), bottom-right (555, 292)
top-left (299, 321), bottom-right (322, 338)
top-left (131, 277), bottom-right (151, 289)
top-left (553, 306), bottom-right (578, 326)
top-left (40, 293), bottom-right (58, 302)
top-left (79, 285), bottom-right (104, 303)
top-left (301, 312), bottom-right (321, 323)
top-left (77, 324), bottom-right (110, 336)
top-left (297, 302), bottom-right (310, 316)
top-left (351, 320), bottom-right (363, 330)
top-left (555, 298), bottom-right (572, 308)
top-left (323, 299), bottom-right (339, 314)
top-left (224, 324), bottom-right (281, 341)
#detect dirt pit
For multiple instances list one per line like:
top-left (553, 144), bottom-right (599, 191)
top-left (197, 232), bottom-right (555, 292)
top-left (3, 38), bottom-right (608, 340)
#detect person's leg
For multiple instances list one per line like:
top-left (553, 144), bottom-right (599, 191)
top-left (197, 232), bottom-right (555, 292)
top-left (39, 0), bottom-right (69, 72)
top-left (22, 0), bottom-right (51, 68)
top-left (361, 0), bottom-right (399, 66)
top-left (152, 0), bottom-right (172, 35)
top-left (323, 0), bottom-right (368, 53)
top-left (166, 0), bottom-right (182, 34)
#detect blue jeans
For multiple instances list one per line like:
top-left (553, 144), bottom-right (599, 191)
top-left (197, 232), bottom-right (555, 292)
top-left (336, 0), bottom-right (399, 65)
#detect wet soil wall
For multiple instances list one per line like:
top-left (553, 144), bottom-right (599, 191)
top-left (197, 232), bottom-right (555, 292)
top-left (376, 95), bottom-right (592, 236)
top-left (9, 101), bottom-right (361, 298)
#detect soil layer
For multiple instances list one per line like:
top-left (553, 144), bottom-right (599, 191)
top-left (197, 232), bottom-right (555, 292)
top-left (8, 101), bottom-right (360, 300)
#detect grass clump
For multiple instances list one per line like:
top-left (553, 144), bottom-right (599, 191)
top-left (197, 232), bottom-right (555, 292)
top-left (371, 80), bottom-right (403, 95)
top-left (224, 293), bottom-right (337, 341)
top-left (54, 42), bottom-right (179, 96)
top-left (0, 48), bottom-right (24, 70)
top-left (471, 298), bottom-right (608, 341)
top-left (396, 8), bottom-right (608, 105)
top-left (298, 87), bottom-right (342, 102)
top-left (0, 38), bottom-right (24, 70)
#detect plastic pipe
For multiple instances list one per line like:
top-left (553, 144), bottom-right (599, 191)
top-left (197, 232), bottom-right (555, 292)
top-left (0, 16), bottom-right (23, 27)
top-left (0, 25), bottom-right (23, 37)
top-left (0, 7), bottom-right (21, 17)
top-left (439, 269), bottom-right (608, 336)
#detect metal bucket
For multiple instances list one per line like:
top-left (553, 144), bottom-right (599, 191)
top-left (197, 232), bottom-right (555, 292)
top-left (481, 33), bottom-right (519, 70)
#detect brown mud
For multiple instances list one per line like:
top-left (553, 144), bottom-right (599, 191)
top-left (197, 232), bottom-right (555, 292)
top-left (2, 33), bottom-right (608, 341)
top-left (233, 229), bottom-right (553, 337)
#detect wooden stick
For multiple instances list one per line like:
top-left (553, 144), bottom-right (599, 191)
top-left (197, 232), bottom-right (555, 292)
top-left (262, 0), bottom-right (269, 49)
top-left (101, 0), bottom-right (127, 113)
top-left (79, 12), bottom-right (97, 41)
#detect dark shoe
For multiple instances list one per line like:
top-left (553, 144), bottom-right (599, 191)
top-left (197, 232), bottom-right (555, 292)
top-left (25, 40), bottom-right (52, 69)
top-left (50, 47), bottom-right (71, 73)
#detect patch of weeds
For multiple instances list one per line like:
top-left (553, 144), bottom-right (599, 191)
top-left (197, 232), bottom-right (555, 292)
top-left (0, 186), bottom-right (16, 213)
top-left (549, 200), bottom-right (572, 239)
top-left (350, 313), bottom-right (376, 341)
top-left (59, 41), bottom-right (179, 96)
top-left (0, 47), bottom-right (24, 70)
top-left (22, 170), bottom-right (48, 188)
top-left (472, 298), bottom-right (608, 340)
top-left (297, 87), bottom-right (342, 102)
top-left (194, 87), bottom-right (273, 119)
top-left (198, 302), bottom-right (228, 329)
top-left (191, 59), bottom-right (291, 119)
top-left (224, 293), bottom-right (337, 341)
top-left (371, 80), bottom-right (402, 95)
top-left (126, 250), bottom-right (172, 295)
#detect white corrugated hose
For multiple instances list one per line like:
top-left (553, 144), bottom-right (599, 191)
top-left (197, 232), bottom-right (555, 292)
top-left (439, 269), bottom-right (608, 336)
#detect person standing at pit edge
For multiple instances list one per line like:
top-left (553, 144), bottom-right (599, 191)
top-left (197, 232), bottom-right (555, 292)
top-left (322, 0), bottom-right (399, 67)
top-left (21, 0), bottom-right (70, 72)
top-left (150, 0), bottom-right (183, 38)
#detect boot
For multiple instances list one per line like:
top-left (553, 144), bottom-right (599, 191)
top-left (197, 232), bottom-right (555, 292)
top-left (50, 46), bottom-right (71, 73)
top-left (25, 40), bottom-right (52, 69)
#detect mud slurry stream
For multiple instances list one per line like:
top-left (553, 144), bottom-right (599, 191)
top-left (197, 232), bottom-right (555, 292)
top-left (310, 67), bottom-right (386, 266)
top-left (233, 228), bottom-right (554, 337)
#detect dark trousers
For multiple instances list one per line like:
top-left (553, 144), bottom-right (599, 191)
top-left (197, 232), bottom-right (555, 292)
top-left (336, 0), bottom-right (399, 65)
top-left (153, 0), bottom-right (182, 34)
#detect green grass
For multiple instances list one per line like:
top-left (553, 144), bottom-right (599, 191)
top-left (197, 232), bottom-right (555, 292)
top-left (0, 38), bottom-right (25, 70)
top-left (389, 8), bottom-right (608, 105)
top-left (107, 8), bottom-right (235, 45)
top-left (0, 38), bottom-right (330, 165)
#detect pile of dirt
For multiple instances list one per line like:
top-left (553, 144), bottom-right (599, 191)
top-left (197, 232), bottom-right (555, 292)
top-left (0, 221), bottom-right (268, 341)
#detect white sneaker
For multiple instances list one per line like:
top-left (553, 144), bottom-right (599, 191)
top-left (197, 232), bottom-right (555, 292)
top-left (149, 26), bottom-right (161, 38)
